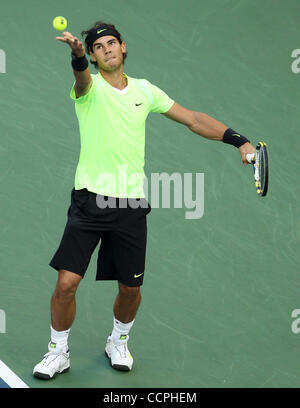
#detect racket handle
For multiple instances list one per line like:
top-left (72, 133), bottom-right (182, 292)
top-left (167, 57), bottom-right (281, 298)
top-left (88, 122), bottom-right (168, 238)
top-left (246, 153), bottom-right (255, 164)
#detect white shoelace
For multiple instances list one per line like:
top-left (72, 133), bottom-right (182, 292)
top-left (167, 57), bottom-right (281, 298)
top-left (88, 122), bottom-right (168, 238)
top-left (113, 343), bottom-right (128, 358)
top-left (41, 352), bottom-right (59, 365)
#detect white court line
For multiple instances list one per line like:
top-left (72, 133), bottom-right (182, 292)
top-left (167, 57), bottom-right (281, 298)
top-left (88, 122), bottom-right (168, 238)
top-left (0, 360), bottom-right (29, 388)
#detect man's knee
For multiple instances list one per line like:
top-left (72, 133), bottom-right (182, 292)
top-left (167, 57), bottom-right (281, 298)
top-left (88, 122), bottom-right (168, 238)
top-left (118, 281), bottom-right (140, 299)
top-left (54, 269), bottom-right (82, 300)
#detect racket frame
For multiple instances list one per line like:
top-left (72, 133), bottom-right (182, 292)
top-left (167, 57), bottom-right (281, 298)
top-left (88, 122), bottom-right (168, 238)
top-left (252, 142), bottom-right (269, 197)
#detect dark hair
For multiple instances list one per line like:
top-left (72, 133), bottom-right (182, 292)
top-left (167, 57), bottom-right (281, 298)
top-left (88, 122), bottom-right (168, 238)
top-left (81, 21), bottom-right (127, 69)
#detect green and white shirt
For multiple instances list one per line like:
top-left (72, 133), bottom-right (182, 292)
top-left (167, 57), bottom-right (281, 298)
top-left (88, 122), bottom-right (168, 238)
top-left (70, 72), bottom-right (174, 198)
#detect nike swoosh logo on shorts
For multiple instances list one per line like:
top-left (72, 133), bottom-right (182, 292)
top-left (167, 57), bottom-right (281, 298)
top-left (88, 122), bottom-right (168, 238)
top-left (134, 273), bottom-right (144, 278)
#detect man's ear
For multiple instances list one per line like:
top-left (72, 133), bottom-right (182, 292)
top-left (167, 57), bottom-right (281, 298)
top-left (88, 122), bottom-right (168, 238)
top-left (89, 51), bottom-right (96, 62)
top-left (121, 42), bottom-right (126, 54)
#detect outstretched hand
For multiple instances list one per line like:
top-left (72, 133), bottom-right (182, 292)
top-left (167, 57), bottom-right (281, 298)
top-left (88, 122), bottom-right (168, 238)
top-left (56, 31), bottom-right (86, 57)
top-left (239, 142), bottom-right (256, 166)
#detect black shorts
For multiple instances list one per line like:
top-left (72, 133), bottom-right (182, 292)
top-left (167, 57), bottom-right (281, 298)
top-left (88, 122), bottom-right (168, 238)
top-left (49, 187), bottom-right (151, 287)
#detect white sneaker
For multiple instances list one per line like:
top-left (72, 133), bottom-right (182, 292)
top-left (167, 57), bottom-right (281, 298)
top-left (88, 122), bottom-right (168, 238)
top-left (105, 335), bottom-right (133, 371)
top-left (33, 342), bottom-right (70, 379)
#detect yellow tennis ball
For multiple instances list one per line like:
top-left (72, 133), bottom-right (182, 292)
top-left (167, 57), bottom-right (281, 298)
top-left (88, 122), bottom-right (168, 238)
top-left (53, 16), bottom-right (67, 31)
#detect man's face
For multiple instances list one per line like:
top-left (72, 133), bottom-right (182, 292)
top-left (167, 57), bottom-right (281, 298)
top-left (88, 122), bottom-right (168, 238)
top-left (90, 35), bottom-right (126, 72)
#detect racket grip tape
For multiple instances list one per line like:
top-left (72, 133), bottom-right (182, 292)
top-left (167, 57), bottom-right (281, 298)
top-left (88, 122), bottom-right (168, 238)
top-left (246, 153), bottom-right (255, 164)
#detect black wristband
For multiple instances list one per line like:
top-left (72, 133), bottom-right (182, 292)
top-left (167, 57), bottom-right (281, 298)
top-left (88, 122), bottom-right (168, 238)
top-left (222, 128), bottom-right (250, 148)
top-left (71, 52), bottom-right (89, 72)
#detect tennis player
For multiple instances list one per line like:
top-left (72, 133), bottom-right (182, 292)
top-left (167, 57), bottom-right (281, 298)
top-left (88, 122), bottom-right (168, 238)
top-left (33, 21), bottom-right (256, 379)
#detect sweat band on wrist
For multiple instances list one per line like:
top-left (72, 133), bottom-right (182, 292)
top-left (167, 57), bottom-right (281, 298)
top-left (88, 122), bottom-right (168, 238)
top-left (222, 128), bottom-right (250, 148)
top-left (71, 52), bottom-right (89, 72)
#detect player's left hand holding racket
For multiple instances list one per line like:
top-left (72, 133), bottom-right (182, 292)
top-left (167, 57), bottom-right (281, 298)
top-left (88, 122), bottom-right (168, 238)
top-left (238, 141), bottom-right (256, 166)
top-left (246, 142), bottom-right (269, 197)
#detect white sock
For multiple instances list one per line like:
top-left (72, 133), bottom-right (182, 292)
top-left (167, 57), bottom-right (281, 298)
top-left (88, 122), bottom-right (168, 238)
top-left (111, 316), bottom-right (135, 345)
top-left (50, 325), bottom-right (70, 348)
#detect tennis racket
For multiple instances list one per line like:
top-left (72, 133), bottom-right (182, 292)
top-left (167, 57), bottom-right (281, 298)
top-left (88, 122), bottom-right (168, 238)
top-left (246, 142), bottom-right (269, 197)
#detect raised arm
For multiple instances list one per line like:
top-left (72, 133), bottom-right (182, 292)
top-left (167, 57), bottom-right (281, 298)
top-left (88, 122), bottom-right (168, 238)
top-left (56, 31), bottom-right (92, 98)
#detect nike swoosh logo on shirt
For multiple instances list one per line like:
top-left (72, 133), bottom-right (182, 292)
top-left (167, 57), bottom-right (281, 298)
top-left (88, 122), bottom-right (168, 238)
top-left (134, 273), bottom-right (144, 278)
top-left (135, 103), bottom-right (143, 106)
